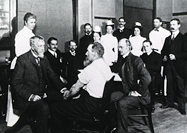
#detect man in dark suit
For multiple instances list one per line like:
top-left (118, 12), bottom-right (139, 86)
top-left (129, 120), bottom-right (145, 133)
top-left (78, 23), bottom-right (94, 68)
top-left (62, 40), bottom-right (79, 89)
top-left (6, 36), bottom-right (66, 133)
top-left (161, 18), bottom-right (187, 115)
top-left (141, 40), bottom-right (162, 112)
top-left (109, 38), bottom-right (151, 133)
top-left (44, 37), bottom-right (66, 79)
top-left (113, 17), bottom-right (132, 42)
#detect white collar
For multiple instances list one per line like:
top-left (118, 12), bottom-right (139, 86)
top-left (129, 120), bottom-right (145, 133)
top-left (147, 50), bottom-right (153, 56)
top-left (122, 52), bottom-right (130, 59)
top-left (31, 50), bottom-right (39, 58)
top-left (171, 30), bottom-right (179, 38)
top-left (23, 26), bottom-right (33, 33)
top-left (48, 49), bottom-right (56, 56)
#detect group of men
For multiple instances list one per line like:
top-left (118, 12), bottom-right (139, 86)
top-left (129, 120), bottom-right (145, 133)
top-left (5, 15), bottom-right (187, 133)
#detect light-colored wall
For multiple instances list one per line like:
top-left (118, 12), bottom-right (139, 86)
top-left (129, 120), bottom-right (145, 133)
top-left (17, 0), bottom-right (73, 52)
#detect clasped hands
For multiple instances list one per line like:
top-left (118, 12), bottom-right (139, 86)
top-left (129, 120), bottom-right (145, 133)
top-left (60, 87), bottom-right (70, 100)
top-left (163, 54), bottom-right (176, 62)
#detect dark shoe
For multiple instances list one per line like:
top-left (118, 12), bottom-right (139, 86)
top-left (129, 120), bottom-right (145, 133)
top-left (179, 109), bottom-right (186, 115)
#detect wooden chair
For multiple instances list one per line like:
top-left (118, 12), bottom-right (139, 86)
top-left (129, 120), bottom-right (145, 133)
top-left (128, 103), bottom-right (155, 133)
top-left (68, 76), bottom-right (115, 133)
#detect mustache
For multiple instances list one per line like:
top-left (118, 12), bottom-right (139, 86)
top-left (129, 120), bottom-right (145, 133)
top-left (170, 27), bottom-right (175, 30)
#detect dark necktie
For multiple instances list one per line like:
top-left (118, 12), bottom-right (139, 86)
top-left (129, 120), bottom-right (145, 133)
top-left (36, 57), bottom-right (40, 66)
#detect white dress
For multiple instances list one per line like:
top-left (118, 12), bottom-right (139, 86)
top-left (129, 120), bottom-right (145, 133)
top-left (129, 35), bottom-right (146, 56)
top-left (101, 34), bottom-right (118, 66)
top-left (10, 26), bottom-right (35, 69)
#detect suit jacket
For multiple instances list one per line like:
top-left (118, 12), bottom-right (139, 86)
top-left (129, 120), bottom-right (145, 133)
top-left (113, 28), bottom-right (132, 41)
top-left (118, 52), bottom-right (151, 105)
top-left (44, 49), bottom-right (64, 78)
top-left (161, 32), bottom-right (187, 78)
top-left (78, 34), bottom-right (94, 67)
top-left (11, 50), bottom-right (65, 113)
top-left (141, 51), bottom-right (162, 76)
top-left (62, 51), bottom-right (79, 88)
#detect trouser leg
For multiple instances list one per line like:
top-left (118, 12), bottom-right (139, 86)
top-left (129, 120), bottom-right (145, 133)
top-left (117, 96), bottom-right (139, 133)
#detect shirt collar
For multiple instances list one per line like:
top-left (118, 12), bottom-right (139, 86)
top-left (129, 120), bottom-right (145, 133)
top-left (171, 30), bottom-right (179, 38)
top-left (23, 26), bottom-right (33, 33)
top-left (31, 50), bottom-right (39, 58)
top-left (122, 51), bottom-right (130, 59)
top-left (48, 49), bottom-right (56, 56)
top-left (69, 50), bottom-right (76, 56)
top-left (147, 50), bottom-right (153, 56)
top-left (85, 32), bottom-right (92, 36)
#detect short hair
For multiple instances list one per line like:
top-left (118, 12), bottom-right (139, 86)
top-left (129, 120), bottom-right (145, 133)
top-left (24, 12), bottom-right (37, 23)
top-left (30, 35), bottom-right (44, 46)
top-left (119, 38), bottom-right (132, 50)
top-left (170, 18), bottom-right (180, 24)
top-left (143, 39), bottom-right (152, 46)
top-left (154, 17), bottom-right (162, 23)
top-left (93, 31), bottom-right (102, 37)
top-left (91, 42), bottom-right (104, 57)
top-left (69, 40), bottom-right (77, 45)
top-left (133, 25), bottom-right (143, 32)
top-left (47, 37), bottom-right (58, 45)
top-left (84, 23), bottom-right (92, 29)
top-left (118, 17), bottom-right (125, 22)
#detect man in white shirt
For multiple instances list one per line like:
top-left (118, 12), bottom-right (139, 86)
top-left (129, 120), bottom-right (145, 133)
top-left (149, 17), bottom-right (171, 54)
top-left (50, 42), bottom-right (113, 133)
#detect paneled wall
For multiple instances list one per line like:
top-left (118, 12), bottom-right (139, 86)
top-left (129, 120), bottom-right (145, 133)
top-left (17, 0), bottom-right (73, 52)
top-left (123, 0), bottom-right (154, 38)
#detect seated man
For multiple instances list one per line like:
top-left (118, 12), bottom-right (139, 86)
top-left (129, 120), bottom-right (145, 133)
top-left (141, 40), bottom-right (162, 112)
top-left (109, 38), bottom-right (151, 133)
top-left (50, 42), bottom-right (113, 133)
top-left (5, 36), bottom-right (66, 133)
top-left (61, 40), bottom-right (80, 89)
top-left (44, 37), bottom-right (67, 82)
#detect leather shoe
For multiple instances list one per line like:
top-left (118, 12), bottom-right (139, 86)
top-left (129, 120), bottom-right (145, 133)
top-left (179, 109), bottom-right (186, 115)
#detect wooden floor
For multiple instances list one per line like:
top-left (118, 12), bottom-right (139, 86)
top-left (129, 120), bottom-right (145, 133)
top-left (0, 102), bottom-right (186, 133)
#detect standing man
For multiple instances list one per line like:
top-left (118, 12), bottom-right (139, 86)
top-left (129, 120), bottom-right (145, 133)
top-left (78, 23), bottom-right (94, 68)
top-left (44, 37), bottom-right (65, 78)
top-left (113, 17), bottom-right (132, 42)
top-left (141, 40), bottom-right (162, 112)
top-left (7, 36), bottom-right (66, 133)
top-left (149, 17), bottom-right (171, 54)
top-left (161, 18), bottom-right (187, 115)
top-left (62, 40), bottom-right (79, 89)
top-left (109, 39), bottom-right (151, 133)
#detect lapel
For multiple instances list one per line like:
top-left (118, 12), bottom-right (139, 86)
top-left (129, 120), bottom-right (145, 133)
top-left (28, 50), bottom-right (38, 66)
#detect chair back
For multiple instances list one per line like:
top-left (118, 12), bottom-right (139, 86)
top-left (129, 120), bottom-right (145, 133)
top-left (94, 76), bottom-right (114, 117)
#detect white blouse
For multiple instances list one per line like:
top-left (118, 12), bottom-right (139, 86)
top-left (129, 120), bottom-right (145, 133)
top-left (129, 35), bottom-right (146, 56)
top-left (101, 34), bottom-right (118, 66)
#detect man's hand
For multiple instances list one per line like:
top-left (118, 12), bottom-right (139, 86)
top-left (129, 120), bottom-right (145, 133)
top-left (33, 95), bottom-right (41, 102)
top-left (60, 87), bottom-right (68, 94)
top-left (63, 90), bottom-right (70, 100)
top-left (163, 55), bottom-right (168, 62)
top-left (169, 54), bottom-right (176, 60)
top-left (128, 91), bottom-right (141, 97)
